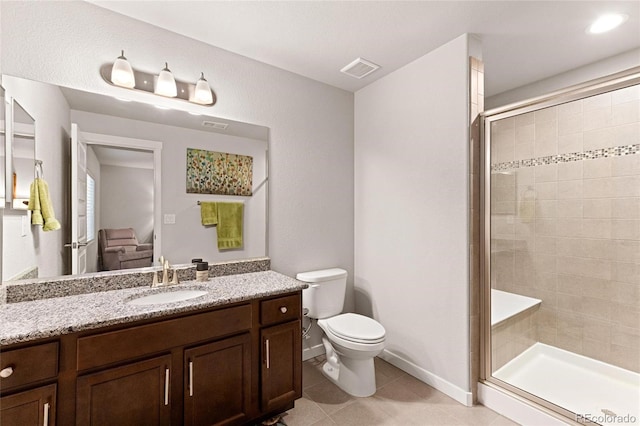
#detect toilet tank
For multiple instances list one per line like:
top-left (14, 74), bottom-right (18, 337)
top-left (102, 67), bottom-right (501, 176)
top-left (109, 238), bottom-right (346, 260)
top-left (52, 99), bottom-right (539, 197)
top-left (297, 268), bottom-right (347, 319)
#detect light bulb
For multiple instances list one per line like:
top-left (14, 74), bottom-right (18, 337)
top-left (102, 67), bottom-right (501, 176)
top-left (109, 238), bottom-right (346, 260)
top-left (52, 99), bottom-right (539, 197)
top-left (111, 50), bottom-right (135, 88)
top-left (194, 72), bottom-right (213, 105)
top-left (155, 62), bottom-right (177, 97)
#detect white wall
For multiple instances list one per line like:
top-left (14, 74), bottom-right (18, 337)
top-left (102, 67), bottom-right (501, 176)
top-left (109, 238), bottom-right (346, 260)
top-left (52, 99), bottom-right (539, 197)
top-left (1, 76), bottom-right (71, 279)
top-left (100, 165), bottom-right (153, 246)
top-left (487, 48), bottom-right (640, 109)
top-left (354, 34), bottom-right (471, 402)
top-left (1, 1), bottom-right (354, 297)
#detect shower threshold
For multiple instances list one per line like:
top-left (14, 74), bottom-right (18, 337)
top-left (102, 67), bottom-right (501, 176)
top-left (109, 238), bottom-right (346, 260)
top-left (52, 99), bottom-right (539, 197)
top-left (493, 343), bottom-right (639, 425)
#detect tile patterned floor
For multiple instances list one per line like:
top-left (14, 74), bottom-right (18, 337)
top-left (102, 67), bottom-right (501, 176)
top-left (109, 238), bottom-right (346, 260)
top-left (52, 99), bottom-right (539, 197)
top-left (281, 356), bottom-right (520, 426)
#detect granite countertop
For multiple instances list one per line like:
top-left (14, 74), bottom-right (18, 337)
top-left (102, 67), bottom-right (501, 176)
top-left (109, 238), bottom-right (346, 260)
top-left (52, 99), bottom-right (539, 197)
top-left (0, 270), bottom-right (307, 346)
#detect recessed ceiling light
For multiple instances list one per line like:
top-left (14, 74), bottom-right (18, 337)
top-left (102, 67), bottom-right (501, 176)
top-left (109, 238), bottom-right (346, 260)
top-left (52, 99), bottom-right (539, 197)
top-left (587, 13), bottom-right (628, 34)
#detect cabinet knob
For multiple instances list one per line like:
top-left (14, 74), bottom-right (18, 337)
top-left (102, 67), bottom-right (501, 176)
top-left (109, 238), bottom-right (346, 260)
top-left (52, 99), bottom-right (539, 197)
top-left (280, 306), bottom-right (288, 314)
top-left (0, 366), bottom-right (14, 378)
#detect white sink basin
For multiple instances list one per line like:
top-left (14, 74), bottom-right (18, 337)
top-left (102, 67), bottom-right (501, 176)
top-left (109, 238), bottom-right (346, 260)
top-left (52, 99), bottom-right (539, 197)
top-left (127, 289), bottom-right (208, 306)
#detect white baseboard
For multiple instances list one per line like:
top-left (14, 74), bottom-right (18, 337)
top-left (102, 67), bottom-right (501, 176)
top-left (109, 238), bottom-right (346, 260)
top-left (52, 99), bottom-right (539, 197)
top-left (379, 349), bottom-right (473, 407)
top-left (302, 343), bottom-right (325, 361)
top-left (478, 383), bottom-right (570, 426)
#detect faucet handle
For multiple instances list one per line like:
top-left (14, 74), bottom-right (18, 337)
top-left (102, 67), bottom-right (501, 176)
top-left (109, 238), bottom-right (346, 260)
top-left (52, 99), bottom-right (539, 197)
top-left (151, 271), bottom-right (160, 287)
top-left (171, 269), bottom-right (179, 285)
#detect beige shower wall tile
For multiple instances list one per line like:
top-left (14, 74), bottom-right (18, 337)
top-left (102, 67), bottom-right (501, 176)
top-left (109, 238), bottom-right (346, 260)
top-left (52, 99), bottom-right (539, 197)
top-left (535, 106), bottom-right (558, 123)
top-left (556, 218), bottom-right (583, 238)
top-left (583, 177), bottom-right (613, 198)
top-left (558, 114), bottom-right (583, 136)
top-left (556, 256), bottom-right (611, 280)
top-left (535, 200), bottom-right (557, 218)
top-left (534, 164), bottom-right (557, 182)
top-left (558, 133), bottom-right (583, 154)
top-left (557, 274), bottom-right (612, 300)
top-left (583, 199), bottom-right (612, 218)
top-left (583, 92), bottom-right (612, 111)
top-left (582, 316), bottom-right (612, 343)
top-left (535, 182), bottom-right (557, 200)
top-left (583, 106), bottom-right (614, 132)
top-left (612, 261), bottom-right (639, 284)
top-left (614, 240), bottom-right (640, 263)
top-left (611, 304), bottom-right (640, 329)
top-left (581, 296), bottom-right (612, 321)
top-left (534, 121), bottom-right (558, 157)
top-left (515, 111), bottom-right (535, 126)
top-left (612, 85), bottom-right (640, 104)
top-left (583, 219), bottom-right (612, 239)
top-left (612, 198), bottom-right (640, 219)
top-left (583, 158), bottom-right (612, 178)
top-left (558, 99), bottom-right (583, 118)
top-left (612, 326), bottom-right (640, 350)
top-left (613, 176), bottom-right (640, 197)
top-left (612, 154), bottom-right (640, 177)
top-left (583, 128), bottom-right (615, 150)
top-left (613, 100), bottom-right (640, 126)
top-left (612, 281), bottom-right (640, 308)
top-left (615, 122), bottom-right (640, 146)
top-left (558, 162), bottom-right (583, 181)
top-left (558, 180), bottom-right (583, 199)
top-left (557, 200), bottom-right (583, 218)
top-left (535, 218), bottom-right (556, 236)
top-left (612, 219), bottom-right (640, 241)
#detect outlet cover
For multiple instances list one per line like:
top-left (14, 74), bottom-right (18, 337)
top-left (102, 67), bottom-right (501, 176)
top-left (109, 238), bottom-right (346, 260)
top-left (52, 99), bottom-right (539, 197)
top-left (164, 214), bottom-right (176, 224)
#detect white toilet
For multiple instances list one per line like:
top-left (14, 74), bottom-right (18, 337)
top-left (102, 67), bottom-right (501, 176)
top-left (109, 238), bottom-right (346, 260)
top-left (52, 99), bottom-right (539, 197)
top-left (297, 268), bottom-right (386, 397)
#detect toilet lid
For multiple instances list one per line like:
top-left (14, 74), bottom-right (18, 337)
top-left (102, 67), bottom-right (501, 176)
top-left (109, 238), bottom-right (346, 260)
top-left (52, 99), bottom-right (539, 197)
top-left (325, 313), bottom-right (386, 344)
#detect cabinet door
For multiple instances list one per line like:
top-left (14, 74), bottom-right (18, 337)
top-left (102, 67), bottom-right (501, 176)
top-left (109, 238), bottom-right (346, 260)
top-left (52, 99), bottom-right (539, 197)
top-left (184, 333), bottom-right (251, 426)
top-left (261, 321), bottom-right (302, 412)
top-left (76, 355), bottom-right (172, 426)
top-left (0, 383), bottom-right (56, 426)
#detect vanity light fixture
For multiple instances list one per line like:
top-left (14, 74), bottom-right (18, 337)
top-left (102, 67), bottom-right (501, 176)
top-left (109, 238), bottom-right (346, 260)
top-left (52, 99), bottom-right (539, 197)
top-left (101, 51), bottom-right (216, 106)
top-left (194, 73), bottom-right (213, 105)
top-left (110, 51), bottom-right (135, 88)
top-left (587, 13), bottom-right (628, 34)
top-left (154, 62), bottom-right (177, 97)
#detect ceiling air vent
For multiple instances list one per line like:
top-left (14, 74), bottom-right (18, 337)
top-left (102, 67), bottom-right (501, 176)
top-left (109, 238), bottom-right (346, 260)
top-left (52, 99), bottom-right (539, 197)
top-left (340, 57), bottom-right (380, 79)
top-left (202, 120), bottom-right (228, 130)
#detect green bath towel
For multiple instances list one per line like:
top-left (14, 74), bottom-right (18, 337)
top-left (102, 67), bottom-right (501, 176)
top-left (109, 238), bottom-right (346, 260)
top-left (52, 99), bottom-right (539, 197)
top-left (215, 202), bottom-right (243, 250)
top-left (28, 180), bottom-right (44, 226)
top-left (28, 178), bottom-right (59, 231)
top-left (200, 202), bottom-right (218, 226)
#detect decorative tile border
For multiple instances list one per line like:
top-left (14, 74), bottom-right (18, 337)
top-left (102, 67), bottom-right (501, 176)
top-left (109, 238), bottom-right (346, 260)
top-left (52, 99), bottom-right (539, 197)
top-left (491, 144), bottom-right (639, 172)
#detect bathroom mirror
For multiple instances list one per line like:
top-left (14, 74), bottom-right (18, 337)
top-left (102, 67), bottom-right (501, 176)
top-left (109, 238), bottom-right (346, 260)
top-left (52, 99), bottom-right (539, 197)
top-left (1, 75), bottom-right (269, 282)
top-left (0, 85), bottom-right (5, 208)
top-left (9, 100), bottom-right (36, 210)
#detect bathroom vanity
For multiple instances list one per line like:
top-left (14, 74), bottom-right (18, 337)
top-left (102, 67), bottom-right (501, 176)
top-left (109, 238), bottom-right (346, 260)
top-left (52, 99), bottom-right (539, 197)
top-left (0, 269), bottom-right (304, 426)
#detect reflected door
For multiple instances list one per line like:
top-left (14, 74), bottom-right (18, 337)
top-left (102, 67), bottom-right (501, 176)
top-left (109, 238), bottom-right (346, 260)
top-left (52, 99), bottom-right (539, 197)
top-left (70, 123), bottom-right (88, 274)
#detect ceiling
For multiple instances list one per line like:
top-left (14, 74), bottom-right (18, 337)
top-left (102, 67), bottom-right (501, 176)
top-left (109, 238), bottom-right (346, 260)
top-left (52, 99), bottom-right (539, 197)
top-left (89, 1), bottom-right (639, 96)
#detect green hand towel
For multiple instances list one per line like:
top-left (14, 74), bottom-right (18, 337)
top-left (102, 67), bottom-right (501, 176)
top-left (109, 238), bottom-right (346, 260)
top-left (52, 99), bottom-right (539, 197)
top-left (37, 178), bottom-right (60, 231)
top-left (200, 202), bottom-right (218, 226)
top-left (27, 180), bottom-right (44, 226)
top-left (216, 202), bottom-right (243, 250)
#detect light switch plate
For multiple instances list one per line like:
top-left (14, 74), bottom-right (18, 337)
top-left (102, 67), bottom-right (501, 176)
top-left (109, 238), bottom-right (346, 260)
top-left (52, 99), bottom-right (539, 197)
top-left (164, 214), bottom-right (176, 224)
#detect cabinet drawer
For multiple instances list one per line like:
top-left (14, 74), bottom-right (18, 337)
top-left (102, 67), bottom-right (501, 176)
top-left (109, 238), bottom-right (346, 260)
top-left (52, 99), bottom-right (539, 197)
top-left (0, 342), bottom-right (58, 392)
top-left (260, 294), bottom-right (300, 326)
top-left (77, 304), bottom-right (252, 371)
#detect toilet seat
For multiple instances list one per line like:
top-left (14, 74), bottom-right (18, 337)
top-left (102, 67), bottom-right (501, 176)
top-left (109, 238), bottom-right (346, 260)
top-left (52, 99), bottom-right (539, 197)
top-left (322, 313), bottom-right (386, 344)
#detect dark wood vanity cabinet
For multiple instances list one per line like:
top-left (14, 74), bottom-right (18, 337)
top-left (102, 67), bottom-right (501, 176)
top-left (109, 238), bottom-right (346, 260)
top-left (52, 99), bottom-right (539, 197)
top-left (1, 290), bottom-right (302, 426)
top-left (0, 384), bottom-right (56, 426)
top-left (184, 333), bottom-right (252, 426)
top-left (0, 342), bottom-right (59, 426)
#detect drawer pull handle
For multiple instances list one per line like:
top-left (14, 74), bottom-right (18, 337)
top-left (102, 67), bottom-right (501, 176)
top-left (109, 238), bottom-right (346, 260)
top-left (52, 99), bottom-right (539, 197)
top-left (188, 361), bottom-right (194, 397)
top-left (43, 402), bottom-right (50, 426)
top-left (280, 306), bottom-right (288, 314)
top-left (0, 366), bottom-right (13, 378)
top-left (265, 339), bottom-right (270, 369)
top-left (164, 368), bottom-right (170, 406)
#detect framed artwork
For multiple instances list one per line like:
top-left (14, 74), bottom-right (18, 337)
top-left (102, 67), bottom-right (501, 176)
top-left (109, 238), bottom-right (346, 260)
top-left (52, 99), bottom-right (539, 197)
top-left (186, 148), bottom-right (253, 196)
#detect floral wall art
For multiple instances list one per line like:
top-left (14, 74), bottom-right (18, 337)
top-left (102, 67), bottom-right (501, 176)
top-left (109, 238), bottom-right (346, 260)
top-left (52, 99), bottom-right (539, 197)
top-left (186, 148), bottom-right (253, 196)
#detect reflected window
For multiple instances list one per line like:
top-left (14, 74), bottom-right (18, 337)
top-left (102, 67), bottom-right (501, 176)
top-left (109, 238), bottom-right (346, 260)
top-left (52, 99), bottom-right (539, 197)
top-left (86, 174), bottom-right (95, 242)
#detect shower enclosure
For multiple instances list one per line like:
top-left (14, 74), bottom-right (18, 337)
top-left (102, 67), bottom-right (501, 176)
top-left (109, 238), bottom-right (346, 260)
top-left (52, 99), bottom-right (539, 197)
top-left (481, 68), bottom-right (639, 425)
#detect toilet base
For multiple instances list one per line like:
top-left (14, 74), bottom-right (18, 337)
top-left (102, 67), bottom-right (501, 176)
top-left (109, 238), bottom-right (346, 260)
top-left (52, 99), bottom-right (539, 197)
top-left (321, 353), bottom-right (377, 397)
